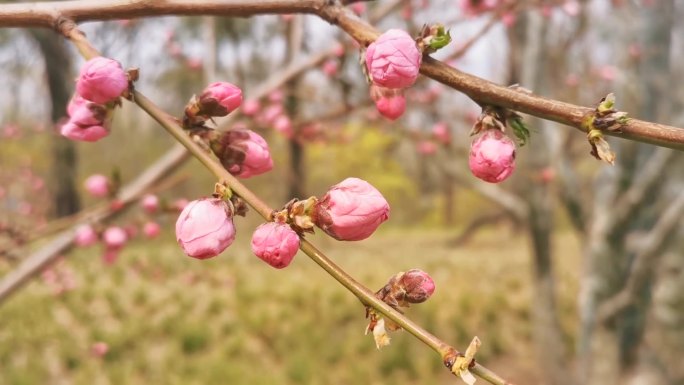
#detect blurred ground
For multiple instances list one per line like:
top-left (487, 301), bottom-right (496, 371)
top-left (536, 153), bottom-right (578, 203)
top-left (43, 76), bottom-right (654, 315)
top-left (0, 228), bottom-right (581, 385)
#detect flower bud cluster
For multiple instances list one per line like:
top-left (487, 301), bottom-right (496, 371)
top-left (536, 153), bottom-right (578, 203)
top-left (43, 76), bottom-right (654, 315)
top-left (61, 57), bottom-right (129, 142)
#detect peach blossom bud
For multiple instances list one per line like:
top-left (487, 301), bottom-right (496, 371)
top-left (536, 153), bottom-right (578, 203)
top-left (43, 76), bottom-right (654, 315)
top-left (141, 194), bottom-right (159, 213)
top-left (260, 104), bottom-right (284, 124)
top-left (143, 221), bottom-right (161, 239)
top-left (186, 58), bottom-right (203, 71)
top-left (375, 94), bottom-right (406, 121)
top-left (562, 0), bottom-right (581, 16)
top-left (398, 269), bottom-right (435, 304)
top-left (76, 57), bottom-right (128, 104)
top-left (332, 42), bottom-right (345, 57)
top-left (322, 59), bottom-right (339, 77)
top-left (417, 140), bottom-right (437, 155)
top-left (84, 174), bottom-right (110, 198)
top-left (366, 29), bottom-right (422, 89)
top-left (210, 129), bottom-right (274, 178)
top-left (273, 115), bottom-right (294, 138)
top-left (268, 89), bottom-right (285, 103)
top-left (74, 225), bottom-right (98, 247)
top-left (61, 101), bottom-right (110, 142)
top-left (501, 12), bottom-right (517, 27)
top-left (103, 226), bottom-right (127, 249)
top-left (432, 122), bottom-right (451, 144)
top-left (251, 222), bottom-right (300, 269)
top-left (91, 342), bottom-right (109, 358)
top-left (313, 177), bottom-right (390, 241)
top-left (469, 129), bottom-right (516, 183)
top-left (242, 99), bottom-right (261, 116)
top-left (175, 198), bottom-right (236, 259)
top-left (460, 0), bottom-right (498, 15)
top-left (350, 2), bottom-right (366, 15)
top-left (198, 82), bottom-right (243, 117)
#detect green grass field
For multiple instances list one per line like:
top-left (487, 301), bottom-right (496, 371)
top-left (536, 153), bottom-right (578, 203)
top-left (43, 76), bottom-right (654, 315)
top-left (0, 228), bottom-right (581, 385)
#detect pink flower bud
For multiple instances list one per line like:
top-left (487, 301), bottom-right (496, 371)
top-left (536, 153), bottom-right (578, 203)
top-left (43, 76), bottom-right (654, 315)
top-left (210, 129), bottom-right (273, 179)
top-left (61, 101), bottom-right (110, 142)
top-left (242, 99), bottom-right (261, 116)
top-left (432, 122), bottom-right (451, 144)
top-left (198, 82), bottom-right (243, 117)
top-left (398, 269), bottom-right (435, 304)
top-left (268, 90), bottom-right (285, 104)
top-left (251, 222), bottom-right (300, 269)
top-left (91, 342), bottom-right (109, 358)
top-left (141, 194), bottom-right (159, 213)
top-left (260, 104), bottom-right (284, 124)
top-left (102, 249), bottom-right (119, 265)
top-left (84, 174), bottom-right (110, 198)
top-left (76, 57), bottom-right (128, 104)
top-left (143, 221), bottom-right (161, 239)
top-left (375, 94), bottom-right (406, 121)
top-left (365, 29), bottom-right (422, 89)
top-left (175, 198), bottom-right (236, 259)
top-left (313, 178), bottom-right (390, 241)
top-left (273, 115), bottom-right (294, 138)
top-left (332, 42), bottom-right (345, 57)
top-left (103, 226), bottom-right (127, 249)
top-left (74, 224), bottom-right (98, 247)
top-left (468, 129), bottom-right (516, 183)
top-left (350, 2), bottom-right (366, 15)
top-left (417, 140), bottom-right (437, 155)
top-left (322, 59), bottom-right (339, 77)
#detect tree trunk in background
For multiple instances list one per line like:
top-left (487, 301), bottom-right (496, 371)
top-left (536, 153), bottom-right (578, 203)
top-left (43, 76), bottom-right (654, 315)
top-left (285, 17), bottom-right (305, 199)
top-left (578, 2), bottom-right (675, 384)
top-left (509, 11), bottom-right (573, 385)
top-left (30, 30), bottom-right (80, 218)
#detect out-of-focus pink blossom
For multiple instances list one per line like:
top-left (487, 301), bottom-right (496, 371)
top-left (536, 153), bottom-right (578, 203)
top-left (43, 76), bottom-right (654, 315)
top-left (198, 82), bottom-right (243, 116)
top-left (75, 224), bottom-right (98, 247)
top-left (501, 12), bottom-right (517, 27)
top-left (332, 42), bottom-right (345, 57)
top-left (432, 122), bottom-right (451, 145)
top-left (401, 5), bottom-right (413, 20)
top-left (103, 226), bottom-right (127, 249)
top-left (175, 198), bottom-right (236, 259)
top-left (174, 198), bottom-right (189, 212)
top-left (417, 140), bottom-right (437, 155)
top-left (76, 57), bottom-right (128, 104)
top-left (251, 222), bottom-right (300, 269)
top-left (469, 129), bottom-right (516, 183)
top-left (322, 59), bottom-right (339, 77)
top-left (562, 0), bottom-right (581, 16)
top-left (242, 99), bottom-right (261, 116)
top-left (260, 104), bottom-right (284, 125)
top-left (459, 0), bottom-right (498, 16)
top-left (110, 199), bottom-right (125, 211)
top-left (565, 73), bottom-right (580, 87)
top-left (102, 249), bottom-right (119, 265)
top-left (375, 94), bottom-right (406, 121)
top-left (598, 65), bottom-right (618, 81)
top-left (91, 342), bottom-right (109, 358)
top-left (143, 221), bottom-right (161, 239)
top-left (141, 194), bottom-right (159, 213)
top-left (268, 89), bottom-right (285, 104)
top-left (273, 115), bottom-right (294, 139)
top-left (313, 177), bottom-right (390, 241)
top-left (366, 29), bottom-right (422, 89)
top-left (350, 2), bottom-right (366, 15)
top-left (18, 202), bottom-right (32, 215)
top-left (281, 14), bottom-right (294, 22)
top-left (2, 123), bottom-right (20, 139)
top-left (84, 174), bottom-right (110, 198)
top-left (186, 58), bottom-right (203, 71)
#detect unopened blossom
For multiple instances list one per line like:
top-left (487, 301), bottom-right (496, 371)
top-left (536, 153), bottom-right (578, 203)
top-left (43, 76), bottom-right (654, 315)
top-left (103, 226), bottom-right (127, 249)
top-left (398, 269), bottom-right (435, 304)
top-left (366, 29), bottom-right (422, 89)
top-left (268, 89), bottom-right (285, 104)
top-left (84, 174), bottom-right (110, 198)
top-left (198, 82), bottom-right (243, 116)
top-left (74, 225), bottom-right (98, 247)
top-left (469, 129), bottom-right (516, 183)
top-left (141, 194), bottom-right (159, 213)
top-left (210, 129), bottom-right (273, 178)
top-left (375, 94), bottom-right (406, 121)
top-left (102, 249), bottom-right (119, 265)
top-left (175, 198), bottom-right (236, 259)
top-left (459, 0), bottom-right (499, 16)
top-left (251, 222), bottom-right (300, 269)
top-left (417, 140), bottom-right (437, 155)
top-left (313, 177), bottom-right (390, 241)
top-left (242, 99), bottom-right (261, 116)
top-left (91, 342), bottom-right (109, 358)
top-left (76, 57), bottom-right (128, 104)
top-left (260, 104), bottom-right (284, 125)
top-left (322, 59), bottom-right (339, 77)
top-left (61, 99), bottom-right (110, 142)
top-left (143, 221), bottom-right (161, 239)
top-left (432, 122), bottom-right (451, 145)
top-left (273, 115), bottom-right (294, 138)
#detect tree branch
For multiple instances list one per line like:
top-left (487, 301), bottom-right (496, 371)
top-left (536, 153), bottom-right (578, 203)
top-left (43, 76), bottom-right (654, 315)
top-left (2, 0), bottom-right (684, 150)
